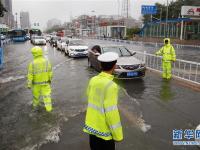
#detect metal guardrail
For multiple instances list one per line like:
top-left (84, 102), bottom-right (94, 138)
top-left (91, 36), bottom-right (200, 49)
top-left (134, 51), bottom-right (200, 85)
top-left (90, 37), bottom-right (200, 85)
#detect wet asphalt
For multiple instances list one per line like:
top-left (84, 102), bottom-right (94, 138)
top-left (0, 40), bottom-right (200, 150)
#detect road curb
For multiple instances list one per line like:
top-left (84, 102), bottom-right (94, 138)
top-left (147, 68), bottom-right (200, 92)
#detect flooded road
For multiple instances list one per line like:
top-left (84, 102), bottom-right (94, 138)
top-left (0, 40), bottom-right (200, 150)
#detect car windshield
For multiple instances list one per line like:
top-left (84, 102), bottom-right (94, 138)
top-left (52, 37), bottom-right (59, 40)
top-left (102, 46), bottom-right (131, 57)
top-left (69, 40), bottom-right (85, 46)
top-left (35, 36), bottom-right (44, 39)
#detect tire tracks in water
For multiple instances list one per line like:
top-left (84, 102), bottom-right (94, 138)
top-left (120, 88), bottom-right (151, 133)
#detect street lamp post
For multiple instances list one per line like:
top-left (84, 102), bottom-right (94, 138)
top-left (91, 10), bottom-right (96, 36)
top-left (166, 0), bottom-right (169, 37)
top-left (15, 13), bottom-right (18, 28)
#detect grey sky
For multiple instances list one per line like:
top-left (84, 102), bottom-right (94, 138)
top-left (13, 0), bottom-right (172, 30)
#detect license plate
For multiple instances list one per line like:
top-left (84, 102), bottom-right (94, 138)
top-left (127, 72), bottom-right (138, 77)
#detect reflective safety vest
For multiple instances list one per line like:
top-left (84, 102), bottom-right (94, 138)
top-left (83, 72), bottom-right (123, 141)
top-left (27, 56), bottom-right (52, 88)
top-left (156, 38), bottom-right (176, 62)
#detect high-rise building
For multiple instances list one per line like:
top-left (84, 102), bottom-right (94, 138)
top-left (0, 0), bottom-right (14, 29)
top-left (46, 18), bottom-right (61, 29)
top-left (4, 0), bottom-right (12, 13)
top-left (20, 11), bottom-right (30, 29)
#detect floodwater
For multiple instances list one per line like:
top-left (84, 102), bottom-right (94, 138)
top-left (0, 40), bottom-right (199, 150)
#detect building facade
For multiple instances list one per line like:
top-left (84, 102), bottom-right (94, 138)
top-left (0, 0), bottom-right (14, 30)
top-left (20, 11), bottom-right (30, 29)
top-left (46, 18), bottom-right (61, 29)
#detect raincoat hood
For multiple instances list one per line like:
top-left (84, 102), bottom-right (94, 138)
top-left (164, 38), bottom-right (171, 46)
top-left (31, 46), bottom-right (43, 58)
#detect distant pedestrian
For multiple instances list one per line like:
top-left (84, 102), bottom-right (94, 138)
top-left (83, 52), bottom-right (123, 150)
top-left (27, 46), bottom-right (53, 112)
top-left (156, 38), bottom-right (176, 79)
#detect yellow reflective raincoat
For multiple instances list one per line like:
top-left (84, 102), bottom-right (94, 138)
top-left (156, 38), bottom-right (176, 79)
top-left (27, 46), bottom-right (53, 112)
top-left (83, 72), bottom-right (123, 141)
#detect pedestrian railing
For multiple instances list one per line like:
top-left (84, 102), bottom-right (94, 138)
top-left (90, 36), bottom-right (200, 49)
top-left (89, 37), bottom-right (200, 85)
top-left (134, 51), bottom-right (200, 85)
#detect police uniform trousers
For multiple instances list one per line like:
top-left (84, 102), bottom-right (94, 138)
top-left (89, 134), bottom-right (115, 150)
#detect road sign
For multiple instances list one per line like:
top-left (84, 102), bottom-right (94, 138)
top-left (181, 6), bottom-right (200, 17)
top-left (141, 5), bottom-right (157, 15)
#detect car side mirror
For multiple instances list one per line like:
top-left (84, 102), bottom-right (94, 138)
top-left (131, 52), bottom-right (136, 56)
top-left (95, 53), bottom-right (100, 56)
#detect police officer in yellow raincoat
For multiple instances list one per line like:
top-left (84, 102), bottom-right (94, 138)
top-left (83, 52), bottom-right (123, 150)
top-left (156, 38), bottom-right (176, 79)
top-left (27, 46), bottom-right (53, 112)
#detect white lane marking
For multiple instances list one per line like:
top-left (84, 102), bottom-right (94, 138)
top-left (0, 75), bottom-right (25, 84)
top-left (0, 59), bottom-right (73, 84)
top-left (53, 58), bottom-right (73, 70)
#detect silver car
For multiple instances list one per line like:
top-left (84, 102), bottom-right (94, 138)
top-left (88, 45), bottom-right (146, 79)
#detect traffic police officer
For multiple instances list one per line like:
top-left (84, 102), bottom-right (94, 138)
top-left (156, 38), bottom-right (176, 79)
top-left (83, 52), bottom-right (123, 150)
top-left (27, 46), bottom-right (53, 112)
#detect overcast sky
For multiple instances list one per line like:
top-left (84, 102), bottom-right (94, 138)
top-left (13, 0), bottom-right (172, 30)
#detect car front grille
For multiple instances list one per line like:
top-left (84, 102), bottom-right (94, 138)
top-left (121, 65), bottom-right (140, 70)
top-left (75, 49), bottom-right (86, 52)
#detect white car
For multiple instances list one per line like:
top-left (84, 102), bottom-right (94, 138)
top-left (32, 36), bottom-right (46, 45)
top-left (64, 39), bottom-right (88, 58)
top-left (57, 37), bottom-right (69, 51)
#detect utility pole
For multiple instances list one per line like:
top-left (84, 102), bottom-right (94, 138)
top-left (160, 8), bottom-right (162, 37)
top-left (166, 0), bottom-right (169, 37)
top-left (126, 0), bottom-right (128, 18)
top-left (15, 13), bottom-right (18, 28)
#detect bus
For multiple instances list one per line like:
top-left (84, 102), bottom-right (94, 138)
top-left (8, 29), bottom-right (27, 42)
top-left (29, 29), bottom-right (42, 37)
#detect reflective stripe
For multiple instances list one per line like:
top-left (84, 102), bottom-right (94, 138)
top-left (84, 125), bottom-right (111, 137)
top-left (105, 105), bottom-right (118, 113)
top-left (109, 122), bottom-right (122, 130)
top-left (33, 81), bottom-right (49, 85)
top-left (88, 103), bottom-right (104, 113)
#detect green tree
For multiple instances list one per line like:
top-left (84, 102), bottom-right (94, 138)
top-left (0, 0), bottom-right (7, 17)
top-left (127, 28), bottom-right (140, 39)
